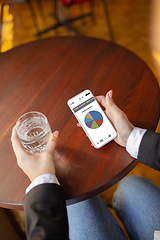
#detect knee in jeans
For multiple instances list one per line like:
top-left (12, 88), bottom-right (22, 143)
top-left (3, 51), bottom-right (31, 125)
top-left (113, 175), bottom-right (145, 209)
top-left (120, 175), bottom-right (144, 188)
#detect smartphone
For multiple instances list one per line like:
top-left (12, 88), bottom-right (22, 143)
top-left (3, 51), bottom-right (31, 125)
top-left (67, 90), bottom-right (117, 149)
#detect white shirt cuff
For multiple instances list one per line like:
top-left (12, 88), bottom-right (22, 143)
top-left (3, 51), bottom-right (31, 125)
top-left (126, 127), bottom-right (147, 158)
top-left (154, 230), bottom-right (160, 240)
top-left (26, 173), bottom-right (60, 194)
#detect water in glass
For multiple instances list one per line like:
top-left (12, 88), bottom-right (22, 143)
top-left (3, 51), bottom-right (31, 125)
top-left (17, 112), bottom-right (52, 153)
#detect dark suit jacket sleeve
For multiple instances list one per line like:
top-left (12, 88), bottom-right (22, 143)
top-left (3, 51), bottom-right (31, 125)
top-left (22, 183), bottom-right (69, 240)
top-left (137, 130), bottom-right (160, 171)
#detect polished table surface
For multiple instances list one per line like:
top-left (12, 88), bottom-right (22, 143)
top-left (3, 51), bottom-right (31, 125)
top-left (0, 37), bottom-right (159, 210)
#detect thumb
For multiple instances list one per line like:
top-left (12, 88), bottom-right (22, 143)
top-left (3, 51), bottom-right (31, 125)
top-left (106, 90), bottom-right (114, 107)
top-left (45, 131), bottom-right (59, 154)
top-left (105, 90), bottom-right (122, 117)
top-left (11, 126), bottom-right (26, 156)
top-left (96, 95), bottom-right (107, 108)
top-left (96, 90), bottom-right (114, 109)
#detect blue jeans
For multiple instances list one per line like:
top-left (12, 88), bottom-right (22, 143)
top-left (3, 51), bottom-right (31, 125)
top-left (67, 195), bottom-right (128, 240)
top-left (67, 176), bottom-right (160, 240)
top-left (113, 175), bottom-right (160, 240)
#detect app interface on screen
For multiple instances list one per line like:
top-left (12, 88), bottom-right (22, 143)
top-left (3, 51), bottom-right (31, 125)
top-left (71, 92), bottom-right (116, 147)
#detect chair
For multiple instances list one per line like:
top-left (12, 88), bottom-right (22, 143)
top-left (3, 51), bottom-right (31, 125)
top-left (59, 0), bottom-right (95, 33)
top-left (36, 0), bottom-right (114, 41)
top-left (0, 0), bottom-right (44, 46)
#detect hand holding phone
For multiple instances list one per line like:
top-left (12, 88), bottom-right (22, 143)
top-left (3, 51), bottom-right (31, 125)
top-left (67, 90), bottom-right (117, 149)
top-left (96, 90), bottom-right (134, 148)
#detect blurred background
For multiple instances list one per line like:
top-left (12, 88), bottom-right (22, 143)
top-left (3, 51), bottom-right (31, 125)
top-left (0, 0), bottom-right (160, 239)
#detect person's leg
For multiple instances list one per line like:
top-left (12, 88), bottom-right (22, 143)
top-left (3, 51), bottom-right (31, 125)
top-left (67, 195), bottom-right (128, 240)
top-left (113, 175), bottom-right (160, 240)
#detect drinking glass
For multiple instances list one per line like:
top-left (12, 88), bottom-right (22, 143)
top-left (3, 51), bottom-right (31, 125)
top-left (16, 111), bottom-right (52, 153)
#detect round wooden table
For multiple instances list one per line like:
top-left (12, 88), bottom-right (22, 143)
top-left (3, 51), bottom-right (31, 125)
top-left (0, 37), bottom-right (159, 210)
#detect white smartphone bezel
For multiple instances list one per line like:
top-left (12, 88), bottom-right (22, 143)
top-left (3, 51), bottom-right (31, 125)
top-left (67, 90), bottom-right (117, 149)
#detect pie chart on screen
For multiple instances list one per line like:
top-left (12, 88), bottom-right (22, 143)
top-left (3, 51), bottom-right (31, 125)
top-left (84, 111), bottom-right (103, 129)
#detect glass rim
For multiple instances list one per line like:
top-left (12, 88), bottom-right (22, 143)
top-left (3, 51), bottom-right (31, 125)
top-left (16, 111), bottom-right (50, 140)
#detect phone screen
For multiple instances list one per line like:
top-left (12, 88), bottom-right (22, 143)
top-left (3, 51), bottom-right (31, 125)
top-left (67, 90), bottom-right (117, 148)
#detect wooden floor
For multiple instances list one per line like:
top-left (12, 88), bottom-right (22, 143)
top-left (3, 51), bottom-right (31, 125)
top-left (0, 0), bottom-right (160, 239)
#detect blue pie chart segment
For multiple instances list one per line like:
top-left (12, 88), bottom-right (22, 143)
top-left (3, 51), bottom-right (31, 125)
top-left (85, 111), bottom-right (103, 129)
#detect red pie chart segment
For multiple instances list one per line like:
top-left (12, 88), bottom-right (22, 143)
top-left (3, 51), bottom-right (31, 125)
top-left (85, 111), bottom-right (103, 129)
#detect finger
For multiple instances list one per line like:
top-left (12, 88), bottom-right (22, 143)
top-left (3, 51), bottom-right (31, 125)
top-left (11, 126), bottom-right (26, 156)
top-left (108, 89), bottom-right (113, 99)
top-left (96, 90), bottom-right (113, 106)
top-left (45, 131), bottom-right (59, 154)
top-left (76, 123), bottom-right (81, 127)
top-left (11, 126), bottom-right (18, 143)
top-left (96, 96), bottom-right (107, 108)
top-left (106, 90), bottom-right (122, 115)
